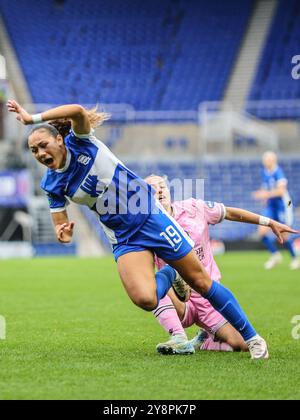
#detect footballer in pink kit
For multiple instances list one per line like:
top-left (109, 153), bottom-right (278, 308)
top-left (146, 175), bottom-right (296, 355)
top-left (154, 196), bottom-right (246, 354)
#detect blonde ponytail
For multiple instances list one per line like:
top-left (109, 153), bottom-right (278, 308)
top-left (86, 105), bottom-right (111, 128)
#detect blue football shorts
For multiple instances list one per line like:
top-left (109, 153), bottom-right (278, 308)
top-left (112, 203), bottom-right (194, 262)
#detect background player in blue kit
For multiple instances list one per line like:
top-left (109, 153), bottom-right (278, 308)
top-left (253, 151), bottom-right (300, 270)
top-left (8, 99), bottom-right (297, 359)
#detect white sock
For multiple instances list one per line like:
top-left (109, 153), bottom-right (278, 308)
top-left (172, 333), bottom-right (188, 340)
top-left (246, 334), bottom-right (261, 344)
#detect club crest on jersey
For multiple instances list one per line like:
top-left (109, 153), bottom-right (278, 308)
top-left (205, 201), bottom-right (215, 209)
top-left (77, 154), bottom-right (91, 165)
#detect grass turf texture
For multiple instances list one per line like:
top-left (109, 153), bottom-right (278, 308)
top-left (0, 251), bottom-right (300, 400)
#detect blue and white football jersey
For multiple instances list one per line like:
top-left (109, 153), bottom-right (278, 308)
top-left (41, 130), bottom-right (156, 244)
top-left (261, 165), bottom-right (293, 225)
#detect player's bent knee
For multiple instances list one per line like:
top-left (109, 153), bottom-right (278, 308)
top-left (133, 295), bottom-right (157, 311)
top-left (185, 275), bottom-right (211, 295)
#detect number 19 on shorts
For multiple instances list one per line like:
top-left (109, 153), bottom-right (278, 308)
top-left (160, 225), bottom-right (183, 252)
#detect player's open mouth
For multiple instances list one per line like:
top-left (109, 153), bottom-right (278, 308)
top-left (44, 157), bottom-right (54, 166)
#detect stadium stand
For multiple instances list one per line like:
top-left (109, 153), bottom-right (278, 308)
top-left (76, 158), bottom-right (300, 243)
top-left (127, 159), bottom-right (300, 241)
top-left (0, 0), bottom-right (253, 110)
top-left (248, 0), bottom-right (300, 119)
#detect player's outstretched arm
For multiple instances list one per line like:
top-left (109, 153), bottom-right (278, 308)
top-left (51, 211), bottom-right (75, 244)
top-left (7, 99), bottom-right (91, 134)
top-left (225, 207), bottom-right (298, 244)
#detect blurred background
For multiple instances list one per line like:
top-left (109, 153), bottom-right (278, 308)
top-left (0, 0), bottom-right (299, 259)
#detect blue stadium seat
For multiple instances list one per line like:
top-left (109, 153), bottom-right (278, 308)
top-left (0, 0), bottom-right (253, 110)
top-left (247, 0), bottom-right (300, 119)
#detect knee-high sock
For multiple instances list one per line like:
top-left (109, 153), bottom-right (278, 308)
top-left (155, 265), bottom-right (177, 304)
top-left (204, 281), bottom-right (257, 342)
top-left (284, 238), bottom-right (297, 258)
top-left (262, 235), bottom-right (278, 254)
top-left (153, 295), bottom-right (186, 337)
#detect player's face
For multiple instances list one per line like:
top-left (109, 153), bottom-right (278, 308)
top-left (28, 129), bottom-right (67, 170)
top-left (145, 176), bottom-right (171, 210)
top-left (263, 152), bottom-right (277, 171)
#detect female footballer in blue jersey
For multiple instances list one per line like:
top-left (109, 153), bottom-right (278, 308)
top-left (7, 100), bottom-right (297, 359)
top-left (253, 151), bottom-right (300, 270)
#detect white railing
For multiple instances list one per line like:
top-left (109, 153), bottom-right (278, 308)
top-left (2, 100), bottom-right (300, 163)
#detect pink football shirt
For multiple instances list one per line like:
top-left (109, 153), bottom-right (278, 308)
top-left (155, 198), bottom-right (226, 281)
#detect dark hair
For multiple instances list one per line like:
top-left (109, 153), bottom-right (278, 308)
top-left (49, 119), bottom-right (72, 138)
top-left (28, 123), bottom-right (65, 137)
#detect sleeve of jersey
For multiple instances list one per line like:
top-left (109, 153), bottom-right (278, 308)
top-left (70, 129), bottom-right (93, 142)
top-left (41, 174), bottom-right (67, 213)
top-left (45, 192), bottom-right (67, 213)
top-left (199, 200), bottom-right (226, 225)
top-left (276, 168), bottom-right (288, 186)
top-left (261, 169), bottom-right (269, 189)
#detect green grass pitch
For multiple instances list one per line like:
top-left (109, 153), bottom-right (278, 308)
top-left (0, 251), bottom-right (300, 400)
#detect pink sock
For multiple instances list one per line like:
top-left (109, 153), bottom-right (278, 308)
top-left (153, 295), bottom-right (186, 337)
top-left (200, 337), bottom-right (233, 352)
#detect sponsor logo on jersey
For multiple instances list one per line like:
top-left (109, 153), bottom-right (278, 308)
top-left (47, 193), bottom-right (55, 207)
top-left (77, 155), bottom-right (91, 165)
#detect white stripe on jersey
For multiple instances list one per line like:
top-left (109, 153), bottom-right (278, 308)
top-left (99, 220), bottom-right (117, 245)
top-left (219, 203), bottom-right (227, 222)
top-left (283, 191), bottom-right (294, 226)
top-left (66, 131), bottom-right (121, 208)
top-left (50, 206), bottom-right (67, 213)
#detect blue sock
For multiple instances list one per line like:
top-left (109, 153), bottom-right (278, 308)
top-left (284, 238), bottom-right (296, 258)
top-left (155, 265), bottom-right (177, 304)
top-left (262, 236), bottom-right (278, 254)
top-left (204, 281), bottom-right (257, 342)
